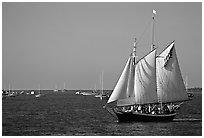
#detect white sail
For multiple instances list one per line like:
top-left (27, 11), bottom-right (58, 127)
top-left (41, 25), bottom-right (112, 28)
top-left (134, 49), bottom-right (158, 104)
top-left (117, 55), bottom-right (136, 106)
top-left (107, 55), bottom-right (135, 105)
top-left (156, 42), bottom-right (188, 103)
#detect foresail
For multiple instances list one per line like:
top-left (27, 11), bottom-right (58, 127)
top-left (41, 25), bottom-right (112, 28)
top-left (156, 41), bottom-right (188, 103)
top-left (107, 56), bottom-right (135, 105)
top-left (134, 49), bottom-right (158, 104)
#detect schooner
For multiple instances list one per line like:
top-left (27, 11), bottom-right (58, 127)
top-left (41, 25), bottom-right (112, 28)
top-left (104, 10), bottom-right (189, 122)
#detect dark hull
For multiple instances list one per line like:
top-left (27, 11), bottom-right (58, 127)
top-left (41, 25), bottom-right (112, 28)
top-left (115, 112), bottom-right (176, 122)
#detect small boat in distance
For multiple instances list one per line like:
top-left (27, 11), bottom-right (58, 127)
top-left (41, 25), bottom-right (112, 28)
top-left (187, 92), bottom-right (194, 98)
top-left (92, 84), bottom-right (97, 94)
top-left (35, 85), bottom-right (41, 98)
top-left (81, 91), bottom-right (96, 96)
top-left (94, 71), bottom-right (109, 100)
top-left (104, 10), bottom-right (189, 122)
top-left (7, 84), bottom-right (16, 97)
top-left (61, 82), bottom-right (67, 92)
top-left (53, 84), bottom-right (58, 92)
top-left (53, 89), bottom-right (58, 92)
top-left (75, 91), bottom-right (80, 95)
top-left (185, 76), bottom-right (194, 98)
top-left (20, 91), bottom-right (24, 94)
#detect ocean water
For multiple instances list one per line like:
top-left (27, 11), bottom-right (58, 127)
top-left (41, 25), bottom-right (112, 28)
top-left (2, 90), bottom-right (202, 136)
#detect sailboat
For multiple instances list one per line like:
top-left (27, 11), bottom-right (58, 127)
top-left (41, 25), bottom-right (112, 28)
top-left (8, 84), bottom-right (15, 97)
top-left (104, 10), bottom-right (189, 122)
top-left (35, 85), bottom-right (41, 98)
top-left (185, 76), bottom-right (194, 98)
top-left (53, 84), bottom-right (58, 92)
top-left (92, 83), bottom-right (97, 94)
top-left (95, 71), bottom-right (109, 100)
top-left (61, 82), bottom-right (67, 92)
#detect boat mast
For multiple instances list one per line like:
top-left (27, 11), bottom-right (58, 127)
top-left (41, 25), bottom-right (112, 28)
top-left (152, 9), bottom-right (162, 109)
top-left (39, 84), bottom-right (40, 95)
top-left (151, 9), bottom-right (156, 51)
top-left (94, 83), bottom-right (97, 92)
top-left (133, 38), bottom-right (137, 63)
top-left (133, 38), bottom-right (136, 53)
top-left (101, 71), bottom-right (103, 95)
top-left (185, 76), bottom-right (188, 90)
top-left (64, 82), bottom-right (66, 90)
top-left (9, 84), bottom-right (10, 94)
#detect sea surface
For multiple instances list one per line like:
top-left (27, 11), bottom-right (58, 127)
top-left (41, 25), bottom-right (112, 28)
top-left (2, 90), bottom-right (202, 136)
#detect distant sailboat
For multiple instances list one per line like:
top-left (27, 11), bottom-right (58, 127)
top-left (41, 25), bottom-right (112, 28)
top-left (100, 71), bottom-right (109, 100)
top-left (53, 84), bottom-right (58, 92)
top-left (95, 71), bottom-right (109, 100)
top-left (81, 91), bottom-right (96, 96)
top-left (8, 84), bottom-right (15, 97)
top-left (185, 76), bottom-right (194, 98)
top-left (8, 84), bottom-right (11, 96)
top-left (61, 82), bottom-right (67, 92)
top-left (31, 91), bottom-right (35, 95)
top-left (20, 91), bottom-right (24, 95)
top-left (53, 89), bottom-right (58, 92)
top-left (35, 85), bottom-right (41, 98)
top-left (95, 72), bottom-right (103, 98)
top-left (75, 91), bottom-right (80, 95)
top-left (93, 84), bottom-right (97, 93)
top-left (104, 10), bottom-right (189, 122)
top-left (75, 88), bottom-right (82, 95)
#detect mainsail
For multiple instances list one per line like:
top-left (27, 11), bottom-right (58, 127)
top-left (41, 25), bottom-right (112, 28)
top-left (156, 41), bottom-right (188, 103)
top-left (134, 49), bottom-right (158, 104)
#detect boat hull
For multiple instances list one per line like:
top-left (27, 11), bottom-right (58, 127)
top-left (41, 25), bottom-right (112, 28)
top-left (115, 112), bottom-right (176, 122)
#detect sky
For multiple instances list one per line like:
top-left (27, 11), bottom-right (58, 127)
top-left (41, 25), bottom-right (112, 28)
top-left (2, 2), bottom-right (202, 90)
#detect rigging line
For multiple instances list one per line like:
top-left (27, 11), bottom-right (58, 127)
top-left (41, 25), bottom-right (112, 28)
top-left (136, 18), bottom-right (152, 45)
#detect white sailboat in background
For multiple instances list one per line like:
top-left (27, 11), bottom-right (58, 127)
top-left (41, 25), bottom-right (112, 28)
top-left (100, 71), bottom-right (109, 100)
top-left (35, 84), bottom-right (41, 98)
top-left (95, 71), bottom-right (109, 100)
top-left (185, 76), bottom-right (194, 98)
top-left (75, 88), bottom-right (82, 95)
top-left (53, 84), bottom-right (58, 92)
top-left (75, 91), bottom-right (80, 95)
top-left (8, 84), bottom-right (11, 96)
top-left (104, 10), bottom-right (189, 122)
top-left (8, 84), bottom-right (15, 97)
top-left (93, 83), bottom-right (97, 93)
top-left (95, 72), bottom-right (103, 98)
top-left (61, 82), bottom-right (67, 92)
